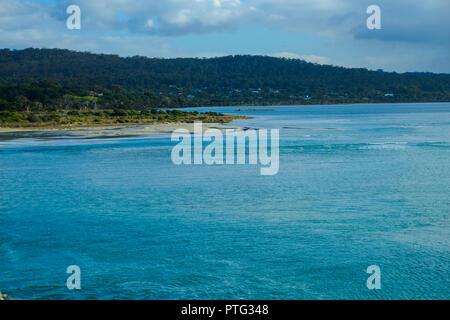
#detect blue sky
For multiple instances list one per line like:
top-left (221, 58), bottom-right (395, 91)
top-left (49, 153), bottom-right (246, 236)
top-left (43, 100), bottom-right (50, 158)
top-left (1, 0), bottom-right (449, 73)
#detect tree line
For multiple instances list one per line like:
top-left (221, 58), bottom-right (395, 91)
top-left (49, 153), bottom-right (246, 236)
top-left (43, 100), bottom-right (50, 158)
top-left (0, 48), bottom-right (449, 111)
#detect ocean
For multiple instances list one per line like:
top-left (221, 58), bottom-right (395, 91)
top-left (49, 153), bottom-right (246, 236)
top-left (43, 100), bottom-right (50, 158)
top-left (0, 103), bottom-right (449, 299)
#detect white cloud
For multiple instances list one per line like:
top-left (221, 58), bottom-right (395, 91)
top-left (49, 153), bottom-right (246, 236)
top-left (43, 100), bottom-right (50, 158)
top-left (146, 19), bottom-right (154, 28)
top-left (0, 0), bottom-right (448, 72)
top-left (3, 0), bottom-right (450, 41)
top-left (0, 0), bottom-right (59, 31)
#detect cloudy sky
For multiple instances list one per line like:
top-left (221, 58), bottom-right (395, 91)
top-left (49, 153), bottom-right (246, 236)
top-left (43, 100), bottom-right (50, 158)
top-left (1, 0), bottom-right (449, 73)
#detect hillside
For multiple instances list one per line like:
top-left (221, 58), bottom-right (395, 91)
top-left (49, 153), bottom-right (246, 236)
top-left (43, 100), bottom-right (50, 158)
top-left (0, 48), bottom-right (449, 111)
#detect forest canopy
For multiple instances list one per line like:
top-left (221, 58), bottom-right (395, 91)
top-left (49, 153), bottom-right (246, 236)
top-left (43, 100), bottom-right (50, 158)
top-left (0, 48), bottom-right (449, 111)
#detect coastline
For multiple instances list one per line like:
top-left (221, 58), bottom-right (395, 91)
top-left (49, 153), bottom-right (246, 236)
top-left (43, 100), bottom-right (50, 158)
top-left (0, 122), bottom-right (246, 140)
top-left (183, 101), bottom-right (450, 109)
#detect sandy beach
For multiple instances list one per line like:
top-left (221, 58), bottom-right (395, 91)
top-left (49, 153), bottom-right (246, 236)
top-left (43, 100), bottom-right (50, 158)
top-left (0, 122), bottom-right (245, 141)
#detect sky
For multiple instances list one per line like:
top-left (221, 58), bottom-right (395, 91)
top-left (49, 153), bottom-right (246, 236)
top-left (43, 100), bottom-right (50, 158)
top-left (1, 0), bottom-right (449, 73)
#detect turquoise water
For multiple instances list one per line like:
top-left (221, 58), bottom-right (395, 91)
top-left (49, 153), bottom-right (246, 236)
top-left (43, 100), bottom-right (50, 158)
top-left (0, 103), bottom-right (449, 299)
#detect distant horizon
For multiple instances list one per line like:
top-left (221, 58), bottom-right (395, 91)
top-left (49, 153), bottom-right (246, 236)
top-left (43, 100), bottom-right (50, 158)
top-left (3, 46), bottom-right (450, 76)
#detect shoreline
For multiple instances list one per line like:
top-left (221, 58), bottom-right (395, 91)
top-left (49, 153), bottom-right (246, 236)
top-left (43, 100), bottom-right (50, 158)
top-left (178, 101), bottom-right (450, 109)
top-left (0, 122), bottom-right (247, 140)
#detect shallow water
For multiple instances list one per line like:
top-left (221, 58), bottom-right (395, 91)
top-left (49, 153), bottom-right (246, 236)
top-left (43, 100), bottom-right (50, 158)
top-left (0, 103), bottom-right (449, 299)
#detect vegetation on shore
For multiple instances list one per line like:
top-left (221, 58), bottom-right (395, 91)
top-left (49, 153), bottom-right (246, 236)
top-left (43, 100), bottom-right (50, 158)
top-left (0, 109), bottom-right (247, 129)
top-left (0, 48), bottom-right (449, 112)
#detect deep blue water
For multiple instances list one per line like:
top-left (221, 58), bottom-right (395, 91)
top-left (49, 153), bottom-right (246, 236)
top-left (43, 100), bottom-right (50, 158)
top-left (0, 103), bottom-right (449, 299)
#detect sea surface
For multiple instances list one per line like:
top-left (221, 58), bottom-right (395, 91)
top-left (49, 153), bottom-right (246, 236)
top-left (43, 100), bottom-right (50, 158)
top-left (0, 103), bottom-right (449, 299)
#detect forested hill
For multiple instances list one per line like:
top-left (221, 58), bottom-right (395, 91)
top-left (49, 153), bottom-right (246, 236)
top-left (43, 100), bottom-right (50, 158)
top-left (0, 48), bottom-right (449, 111)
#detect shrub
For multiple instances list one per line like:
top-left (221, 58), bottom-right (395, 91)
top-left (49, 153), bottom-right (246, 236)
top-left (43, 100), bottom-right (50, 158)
top-left (0, 111), bottom-right (24, 123)
top-left (112, 109), bottom-right (128, 117)
top-left (27, 114), bottom-right (40, 122)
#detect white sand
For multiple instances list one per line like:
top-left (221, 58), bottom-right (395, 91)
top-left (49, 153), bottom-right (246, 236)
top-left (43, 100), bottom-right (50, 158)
top-left (0, 123), bottom-right (244, 137)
